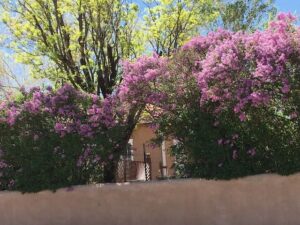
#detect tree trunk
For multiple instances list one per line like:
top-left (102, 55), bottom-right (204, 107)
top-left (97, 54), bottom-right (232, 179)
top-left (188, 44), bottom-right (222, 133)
top-left (102, 107), bottom-right (143, 183)
top-left (102, 131), bottom-right (134, 183)
top-left (103, 160), bottom-right (117, 183)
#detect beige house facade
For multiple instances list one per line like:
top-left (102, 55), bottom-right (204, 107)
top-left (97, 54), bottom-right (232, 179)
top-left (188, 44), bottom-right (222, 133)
top-left (130, 123), bottom-right (175, 180)
top-left (116, 122), bottom-right (175, 182)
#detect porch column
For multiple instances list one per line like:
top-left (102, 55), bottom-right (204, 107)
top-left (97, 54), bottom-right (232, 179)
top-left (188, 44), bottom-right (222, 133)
top-left (161, 140), bottom-right (167, 178)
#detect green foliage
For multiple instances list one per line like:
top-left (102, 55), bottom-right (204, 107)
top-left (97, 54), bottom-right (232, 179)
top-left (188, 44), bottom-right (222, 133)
top-left (154, 35), bottom-right (300, 179)
top-left (142, 0), bottom-right (218, 55)
top-left (211, 0), bottom-right (276, 31)
top-left (0, 87), bottom-right (122, 192)
top-left (164, 106), bottom-right (300, 179)
top-left (1, 0), bottom-right (143, 95)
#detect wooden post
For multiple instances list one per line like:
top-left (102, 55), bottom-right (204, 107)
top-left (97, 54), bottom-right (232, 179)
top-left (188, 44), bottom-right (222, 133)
top-left (161, 140), bottom-right (167, 178)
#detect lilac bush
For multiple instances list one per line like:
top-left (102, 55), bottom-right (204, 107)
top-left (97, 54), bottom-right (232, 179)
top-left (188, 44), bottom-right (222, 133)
top-left (119, 53), bottom-right (169, 110)
top-left (0, 84), bottom-right (121, 192)
top-left (197, 13), bottom-right (298, 120)
top-left (0, 53), bottom-right (168, 191)
top-left (138, 13), bottom-right (300, 178)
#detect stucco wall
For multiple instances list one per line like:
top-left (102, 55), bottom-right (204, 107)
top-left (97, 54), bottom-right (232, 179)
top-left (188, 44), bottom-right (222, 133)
top-left (1, 173), bottom-right (300, 225)
top-left (131, 123), bottom-right (175, 179)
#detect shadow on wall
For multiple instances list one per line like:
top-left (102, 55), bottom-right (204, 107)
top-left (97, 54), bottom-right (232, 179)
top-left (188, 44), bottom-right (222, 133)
top-left (1, 173), bottom-right (300, 225)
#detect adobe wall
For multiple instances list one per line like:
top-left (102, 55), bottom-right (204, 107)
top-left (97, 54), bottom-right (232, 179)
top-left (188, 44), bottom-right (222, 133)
top-left (131, 123), bottom-right (175, 179)
top-left (1, 173), bottom-right (300, 225)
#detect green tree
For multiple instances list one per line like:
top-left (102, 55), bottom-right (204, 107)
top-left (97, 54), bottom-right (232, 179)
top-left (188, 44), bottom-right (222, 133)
top-left (143, 0), bottom-right (218, 56)
top-left (1, 0), bottom-right (143, 96)
top-left (212, 0), bottom-right (276, 32)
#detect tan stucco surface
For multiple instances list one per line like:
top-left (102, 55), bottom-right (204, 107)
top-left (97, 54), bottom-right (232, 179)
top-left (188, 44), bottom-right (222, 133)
top-left (1, 173), bottom-right (300, 225)
top-left (131, 123), bottom-right (175, 179)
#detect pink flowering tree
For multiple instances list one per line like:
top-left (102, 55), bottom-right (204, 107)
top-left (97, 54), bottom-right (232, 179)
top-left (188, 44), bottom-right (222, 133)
top-left (146, 13), bottom-right (300, 178)
top-left (0, 52), bottom-right (169, 191)
top-left (195, 13), bottom-right (300, 175)
top-left (0, 85), bottom-right (122, 191)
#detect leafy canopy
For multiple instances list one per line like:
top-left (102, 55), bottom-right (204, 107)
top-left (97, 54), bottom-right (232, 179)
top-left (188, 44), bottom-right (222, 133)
top-left (1, 0), bottom-right (275, 95)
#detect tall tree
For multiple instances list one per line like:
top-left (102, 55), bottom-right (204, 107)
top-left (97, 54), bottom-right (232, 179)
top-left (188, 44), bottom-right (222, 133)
top-left (212, 0), bottom-right (276, 32)
top-left (1, 0), bottom-right (143, 96)
top-left (143, 0), bottom-right (218, 56)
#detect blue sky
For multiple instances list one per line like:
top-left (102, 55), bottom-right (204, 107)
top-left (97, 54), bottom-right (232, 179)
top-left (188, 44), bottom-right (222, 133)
top-left (276, 0), bottom-right (300, 14)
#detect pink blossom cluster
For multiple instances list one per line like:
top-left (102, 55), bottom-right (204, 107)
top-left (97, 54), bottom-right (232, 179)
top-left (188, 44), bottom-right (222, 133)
top-left (117, 14), bottom-right (299, 124)
top-left (76, 144), bottom-right (101, 168)
top-left (217, 134), bottom-right (257, 160)
top-left (195, 13), bottom-right (299, 120)
top-left (0, 84), bottom-right (116, 138)
top-left (119, 53), bottom-right (168, 106)
top-left (115, 13), bottom-right (300, 161)
top-left (87, 96), bottom-right (116, 129)
top-left (182, 28), bottom-right (233, 53)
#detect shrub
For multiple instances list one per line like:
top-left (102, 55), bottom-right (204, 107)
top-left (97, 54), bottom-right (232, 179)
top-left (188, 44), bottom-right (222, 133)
top-left (147, 13), bottom-right (300, 179)
top-left (0, 85), bottom-right (121, 192)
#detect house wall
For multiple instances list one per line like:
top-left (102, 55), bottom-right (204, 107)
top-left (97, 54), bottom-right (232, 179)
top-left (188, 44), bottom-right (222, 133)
top-left (130, 123), bottom-right (175, 179)
top-left (1, 173), bottom-right (300, 225)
